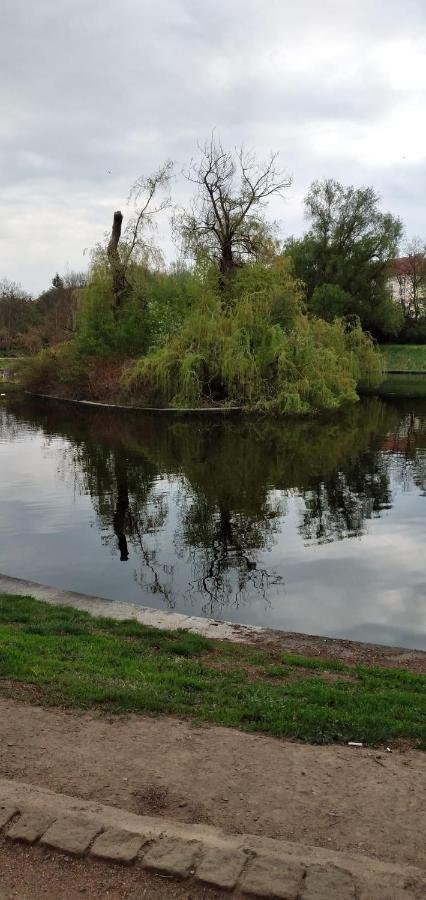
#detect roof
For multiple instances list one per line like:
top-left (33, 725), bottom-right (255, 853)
top-left (389, 255), bottom-right (424, 276)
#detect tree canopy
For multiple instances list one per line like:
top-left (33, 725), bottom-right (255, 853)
top-left (286, 179), bottom-right (403, 337)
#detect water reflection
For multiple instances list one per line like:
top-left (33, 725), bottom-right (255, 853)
top-left (1, 395), bottom-right (425, 643)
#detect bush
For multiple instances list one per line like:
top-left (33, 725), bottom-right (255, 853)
top-left (20, 254), bottom-right (384, 413)
top-left (124, 284), bottom-right (383, 413)
top-left (18, 343), bottom-right (89, 397)
top-left (76, 266), bottom-right (149, 358)
top-left (400, 319), bottom-right (426, 344)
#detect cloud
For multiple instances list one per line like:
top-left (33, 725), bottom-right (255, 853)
top-left (1, 0), bottom-right (425, 292)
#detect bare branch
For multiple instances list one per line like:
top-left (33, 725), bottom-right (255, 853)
top-left (124, 159), bottom-right (173, 266)
top-left (176, 135), bottom-right (291, 284)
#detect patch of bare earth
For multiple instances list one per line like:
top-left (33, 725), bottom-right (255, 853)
top-left (0, 836), bottom-right (220, 899)
top-left (0, 699), bottom-right (424, 872)
top-left (249, 629), bottom-right (426, 673)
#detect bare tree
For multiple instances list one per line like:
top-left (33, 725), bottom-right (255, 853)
top-left (176, 136), bottom-right (291, 286)
top-left (107, 160), bottom-right (173, 310)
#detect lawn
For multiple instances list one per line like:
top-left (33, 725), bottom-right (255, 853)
top-left (0, 594), bottom-right (424, 748)
top-left (382, 344), bottom-right (426, 372)
top-left (0, 358), bottom-right (21, 378)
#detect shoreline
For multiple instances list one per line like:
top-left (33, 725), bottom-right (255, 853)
top-left (25, 391), bottom-right (245, 415)
top-left (1, 572), bottom-right (425, 671)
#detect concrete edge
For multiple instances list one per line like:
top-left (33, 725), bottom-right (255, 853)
top-left (1, 573), bottom-right (426, 665)
top-left (0, 778), bottom-right (424, 897)
top-left (25, 391), bottom-right (244, 415)
top-left (0, 572), bottom-right (262, 642)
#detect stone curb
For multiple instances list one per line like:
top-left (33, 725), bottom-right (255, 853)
top-left (0, 572), bottom-right (261, 642)
top-left (0, 779), bottom-right (424, 899)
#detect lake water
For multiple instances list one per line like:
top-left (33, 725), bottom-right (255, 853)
top-left (0, 394), bottom-right (425, 650)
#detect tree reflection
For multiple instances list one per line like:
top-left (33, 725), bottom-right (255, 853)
top-left (4, 394), bottom-right (426, 615)
top-left (300, 454), bottom-right (392, 544)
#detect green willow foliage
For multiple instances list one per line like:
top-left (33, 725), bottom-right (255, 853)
top-left (125, 269), bottom-right (383, 413)
top-left (21, 254), bottom-right (383, 414)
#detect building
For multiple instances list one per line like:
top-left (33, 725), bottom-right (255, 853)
top-left (387, 255), bottom-right (426, 321)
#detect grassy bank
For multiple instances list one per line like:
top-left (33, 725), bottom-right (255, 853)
top-left (0, 594), bottom-right (424, 748)
top-left (382, 344), bottom-right (426, 372)
top-left (0, 358), bottom-right (21, 385)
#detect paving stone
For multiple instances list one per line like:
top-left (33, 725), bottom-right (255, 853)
top-left (0, 804), bottom-right (18, 830)
top-left (142, 837), bottom-right (200, 879)
top-left (7, 809), bottom-right (55, 844)
top-left (302, 864), bottom-right (356, 900)
top-left (40, 815), bottom-right (102, 856)
top-left (195, 846), bottom-right (247, 890)
top-left (90, 827), bottom-right (147, 864)
top-left (240, 855), bottom-right (305, 899)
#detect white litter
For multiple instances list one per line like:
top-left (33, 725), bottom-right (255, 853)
top-left (348, 741), bottom-right (363, 747)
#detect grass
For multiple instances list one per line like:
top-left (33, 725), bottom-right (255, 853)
top-left (0, 594), bottom-right (424, 749)
top-left (381, 344), bottom-right (426, 372)
top-left (0, 358), bottom-right (21, 383)
top-left (0, 357), bottom-right (22, 368)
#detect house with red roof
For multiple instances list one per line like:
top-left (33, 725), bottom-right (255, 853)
top-left (387, 254), bottom-right (425, 321)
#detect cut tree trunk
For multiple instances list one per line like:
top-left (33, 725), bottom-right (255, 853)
top-left (107, 210), bottom-right (128, 310)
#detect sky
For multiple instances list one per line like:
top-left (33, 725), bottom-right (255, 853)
top-left (1, 0), bottom-right (426, 295)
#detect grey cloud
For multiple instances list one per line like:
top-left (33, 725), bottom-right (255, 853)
top-left (1, 0), bottom-right (425, 291)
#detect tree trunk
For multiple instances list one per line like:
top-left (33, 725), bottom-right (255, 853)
top-left (107, 210), bottom-right (128, 310)
top-left (219, 243), bottom-right (235, 293)
top-left (113, 458), bottom-right (130, 562)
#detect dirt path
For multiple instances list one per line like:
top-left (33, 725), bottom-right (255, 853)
top-left (0, 836), bottom-right (219, 899)
top-left (0, 699), bottom-right (424, 870)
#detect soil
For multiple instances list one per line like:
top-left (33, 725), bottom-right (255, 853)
top-left (0, 837), bottom-right (220, 899)
top-left (0, 700), bottom-right (424, 871)
top-left (250, 629), bottom-right (426, 673)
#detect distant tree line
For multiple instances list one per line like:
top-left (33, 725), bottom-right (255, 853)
top-left (0, 271), bottom-right (86, 355)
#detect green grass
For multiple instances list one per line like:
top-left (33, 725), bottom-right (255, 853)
top-left (0, 357), bottom-right (23, 367)
top-left (0, 594), bottom-right (424, 748)
top-left (381, 344), bottom-right (426, 372)
top-left (0, 358), bottom-right (21, 383)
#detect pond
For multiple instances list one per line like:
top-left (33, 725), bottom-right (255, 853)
top-left (0, 394), bottom-right (425, 650)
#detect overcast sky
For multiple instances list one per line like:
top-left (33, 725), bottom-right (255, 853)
top-left (1, 0), bottom-right (426, 294)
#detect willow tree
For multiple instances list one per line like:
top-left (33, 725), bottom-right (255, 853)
top-left (107, 160), bottom-right (173, 311)
top-left (176, 136), bottom-right (291, 287)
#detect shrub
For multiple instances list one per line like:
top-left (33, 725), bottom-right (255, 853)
top-left (18, 343), bottom-right (89, 397)
top-left (76, 266), bottom-right (150, 358)
top-left (124, 285), bottom-right (383, 413)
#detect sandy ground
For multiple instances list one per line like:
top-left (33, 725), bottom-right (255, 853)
top-left (0, 700), bottom-right (424, 871)
top-left (0, 837), bottom-right (220, 899)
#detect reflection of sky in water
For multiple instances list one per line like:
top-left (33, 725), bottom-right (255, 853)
top-left (0, 399), bottom-right (425, 650)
